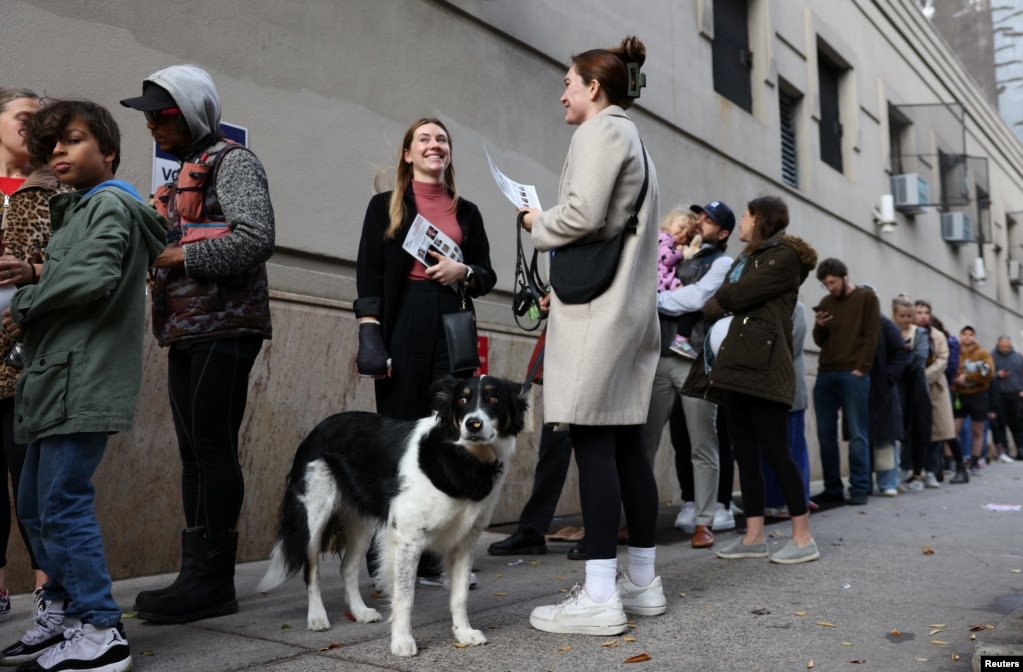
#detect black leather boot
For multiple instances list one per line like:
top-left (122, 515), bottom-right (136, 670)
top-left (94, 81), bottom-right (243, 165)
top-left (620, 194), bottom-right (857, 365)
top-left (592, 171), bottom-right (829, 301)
top-left (135, 529), bottom-right (239, 624)
top-left (133, 529), bottom-right (200, 608)
top-left (949, 467), bottom-right (969, 484)
top-left (487, 527), bottom-right (547, 556)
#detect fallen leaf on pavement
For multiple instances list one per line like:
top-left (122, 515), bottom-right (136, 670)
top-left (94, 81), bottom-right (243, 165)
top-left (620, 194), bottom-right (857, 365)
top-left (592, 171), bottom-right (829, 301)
top-left (317, 644), bottom-right (342, 651)
top-left (931, 640), bottom-right (948, 645)
top-left (912, 658), bottom-right (929, 662)
top-left (493, 592), bottom-right (507, 597)
top-left (841, 642), bottom-right (852, 646)
top-left (951, 653), bottom-right (960, 661)
top-left (1011, 569), bottom-right (1021, 574)
top-left (601, 641), bottom-right (619, 648)
top-left (624, 653), bottom-right (651, 663)
top-left (495, 573), bottom-right (503, 578)
top-left (807, 660), bottom-right (814, 669)
top-left (751, 608), bottom-right (771, 615)
top-left (623, 636), bottom-right (636, 642)
top-left (453, 642), bottom-right (468, 648)
top-left (795, 611), bottom-right (808, 617)
top-left (849, 659), bottom-right (865, 664)
top-left (928, 623), bottom-right (946, 628)
top-left (929, 628), bottom-right (943, 636)
top-left (816, 621), bottom-right (836, 627)
top-left (922, 545), bottom-right (935, 555)
top-left (558, 645), bottom-right (571, 652)
top-left (968, 624), bottom-right (985, 632)
top-left (890, 629), bottom-right (901, 637)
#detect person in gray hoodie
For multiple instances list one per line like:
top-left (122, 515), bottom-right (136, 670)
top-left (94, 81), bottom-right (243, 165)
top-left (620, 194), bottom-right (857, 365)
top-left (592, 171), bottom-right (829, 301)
top-left (120, 65), bottom-right (275, 624)
top-left (991, 336), bottom-right (1023, 460)
top-left (0, 99), bottom-right (166, 672)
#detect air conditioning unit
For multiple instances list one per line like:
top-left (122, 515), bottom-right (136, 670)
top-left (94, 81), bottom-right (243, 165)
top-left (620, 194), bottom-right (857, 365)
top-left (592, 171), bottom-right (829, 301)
top-left (941, 212), bottom-right (972, 245)
top-left (890, 173), bottom-right (929, 215)
top-left (1010, 260), bottom-right (1023, 287)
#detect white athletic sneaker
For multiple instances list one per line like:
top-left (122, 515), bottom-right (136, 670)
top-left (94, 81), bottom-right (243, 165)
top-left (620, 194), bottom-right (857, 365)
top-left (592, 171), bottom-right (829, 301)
top-left (674, 501), bottom-right (696, 534)
top-left (529, 584), bottom-right (628, 635)
top-left (923, 472), bottom-right (941, 488)
top-left (0, 599), bottom-right (72, 665)
top-left (998, 452), bottom-right (1015, 464)
top-left (29, 622), bottom-right (132, 672)
top-left (616, 570), bottom-right (666, 616)
top-left (711, 503), bottom-right (736, 531)
top-left (882, 488), bottom-right (898, 497)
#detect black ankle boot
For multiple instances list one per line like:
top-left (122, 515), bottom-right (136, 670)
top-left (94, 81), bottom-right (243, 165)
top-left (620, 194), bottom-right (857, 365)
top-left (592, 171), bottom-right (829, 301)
top-left (487, 527), bottom-right (547, 556)
top-left (950, 467), bottom-right (969, 484)
top-left (134, 529), bottom-right (200, 607)
top-left (135, 529), bottom-right (239, 624)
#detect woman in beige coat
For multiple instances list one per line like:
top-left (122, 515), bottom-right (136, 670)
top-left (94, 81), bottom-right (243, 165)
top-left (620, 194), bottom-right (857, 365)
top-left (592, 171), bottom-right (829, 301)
top-left (520, 36), bottom-right (663, 637)
top-left (914, 301), bottom-right (969, 483)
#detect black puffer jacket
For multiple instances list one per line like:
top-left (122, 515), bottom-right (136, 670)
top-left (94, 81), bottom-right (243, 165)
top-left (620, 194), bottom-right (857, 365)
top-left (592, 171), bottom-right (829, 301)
top-left (682, 232), bottom-right (817, 406)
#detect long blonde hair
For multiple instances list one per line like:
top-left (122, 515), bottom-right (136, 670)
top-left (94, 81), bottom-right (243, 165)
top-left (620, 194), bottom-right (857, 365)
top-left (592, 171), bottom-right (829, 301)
top-left (385, 118), bottom-right (460, 240)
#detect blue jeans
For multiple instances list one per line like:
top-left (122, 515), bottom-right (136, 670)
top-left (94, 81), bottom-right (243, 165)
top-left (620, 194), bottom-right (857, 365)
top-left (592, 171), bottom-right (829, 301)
top-left (814, 370), bottom-right (872, 496)
top-left (763, 410), bottom-right (810, 508)
top-left (18, 432), bottom-right (120, 627)
top-left (874, 441), bottom-right (899, 491)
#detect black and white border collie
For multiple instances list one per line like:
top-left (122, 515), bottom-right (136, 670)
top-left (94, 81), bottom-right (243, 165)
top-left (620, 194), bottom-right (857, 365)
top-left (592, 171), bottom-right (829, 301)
top-left (258, 375), bottom-right (528, 657)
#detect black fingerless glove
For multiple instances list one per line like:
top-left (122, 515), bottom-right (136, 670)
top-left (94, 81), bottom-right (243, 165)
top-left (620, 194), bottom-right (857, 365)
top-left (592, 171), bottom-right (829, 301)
top-left (356, 322), bottom-right (389, 377)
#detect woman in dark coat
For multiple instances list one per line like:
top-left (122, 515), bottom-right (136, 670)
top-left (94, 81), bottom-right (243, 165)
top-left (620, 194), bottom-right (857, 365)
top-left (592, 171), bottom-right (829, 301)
top-left (687, 195), bottom-right (819, 564)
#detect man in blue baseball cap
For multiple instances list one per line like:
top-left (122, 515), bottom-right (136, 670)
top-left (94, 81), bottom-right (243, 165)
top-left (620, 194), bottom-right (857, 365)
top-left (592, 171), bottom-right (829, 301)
top-left (642, 199), bottom-right (735, 551)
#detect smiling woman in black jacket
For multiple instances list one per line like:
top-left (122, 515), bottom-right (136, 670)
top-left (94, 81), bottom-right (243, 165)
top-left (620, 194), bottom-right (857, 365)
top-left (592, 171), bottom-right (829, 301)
top-left (689, 195), bottom-right (820, 565)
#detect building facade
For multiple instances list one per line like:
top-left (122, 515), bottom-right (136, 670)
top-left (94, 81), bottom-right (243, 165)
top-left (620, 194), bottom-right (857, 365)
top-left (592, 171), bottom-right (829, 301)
top-left (2, 0), bottom-right (1022, 587)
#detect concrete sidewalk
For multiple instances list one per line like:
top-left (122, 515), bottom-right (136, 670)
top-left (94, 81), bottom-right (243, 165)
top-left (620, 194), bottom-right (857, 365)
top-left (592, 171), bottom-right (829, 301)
top-left (1, 464), bottom-right (1020, 671)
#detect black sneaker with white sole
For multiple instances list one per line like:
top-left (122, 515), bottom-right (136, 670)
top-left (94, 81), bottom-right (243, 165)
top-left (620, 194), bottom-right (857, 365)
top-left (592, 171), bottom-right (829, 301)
top-left (0, 600), bottom-right (72, 665)
top-left (15, 621), bottom-right (132, 672)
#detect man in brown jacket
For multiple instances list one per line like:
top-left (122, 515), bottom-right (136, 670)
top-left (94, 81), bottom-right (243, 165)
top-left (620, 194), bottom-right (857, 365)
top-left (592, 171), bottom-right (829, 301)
top-left (811, 258), bottom-right (880, 506)
top-left (951, 326), bottom-right (995, 474)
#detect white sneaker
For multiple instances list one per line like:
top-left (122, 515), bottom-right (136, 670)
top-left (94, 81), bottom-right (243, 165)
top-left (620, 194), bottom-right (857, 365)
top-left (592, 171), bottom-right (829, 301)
top-left (711, 503), bottom-right (736, 531)
top-left (0, 599), bottom-right (71, 665)
top-left (529, 584), bottom-right (627, 635)
top-left (674, 501), bottom-right (696, 534)
top-left (32, 622), bottom-right (131, 672)
top-left (616, 570), bottom-right (666, 616)
top-left (998, 452), bottom-right (1015, 464)
top-left (882, 488), bottom-right (898, 497)
top-left (923, 472), bottom-right (940, 488)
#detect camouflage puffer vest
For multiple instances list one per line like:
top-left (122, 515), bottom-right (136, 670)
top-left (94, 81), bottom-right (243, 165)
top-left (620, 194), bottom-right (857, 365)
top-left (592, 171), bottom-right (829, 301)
top-left (150, 141), bottom-right (271, 347)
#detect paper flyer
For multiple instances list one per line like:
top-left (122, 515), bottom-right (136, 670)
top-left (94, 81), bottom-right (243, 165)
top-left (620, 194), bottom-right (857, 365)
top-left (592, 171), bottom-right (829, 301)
top-left (402, 214), bottom-right (464, 267)
top-left (484, 146), bottom-right (542, 210)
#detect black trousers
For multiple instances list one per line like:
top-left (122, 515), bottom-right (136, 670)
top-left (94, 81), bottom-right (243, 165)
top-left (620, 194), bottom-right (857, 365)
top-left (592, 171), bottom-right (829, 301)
top-left (0, 397), bottom-right (38, 569)
top-left (374, 281), bottom-right (469, 420)
top-left (723, 390), bottom-right (807, 519)
top-left (570, 424), bottom-right (657, 560)
top-left (167, 336), bottom-right (262, 533)
top-left (518, 425), bottom-right (573, 534)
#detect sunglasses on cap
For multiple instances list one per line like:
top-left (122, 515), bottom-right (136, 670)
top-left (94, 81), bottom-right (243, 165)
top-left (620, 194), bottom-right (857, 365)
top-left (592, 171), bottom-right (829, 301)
top-left (144, 107), bottom-right (182, 124)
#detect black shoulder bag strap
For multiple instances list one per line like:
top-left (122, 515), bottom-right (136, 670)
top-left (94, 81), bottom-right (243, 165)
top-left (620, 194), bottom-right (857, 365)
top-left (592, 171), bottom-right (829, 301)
top-left (624, 139), bottom-right (650, 236)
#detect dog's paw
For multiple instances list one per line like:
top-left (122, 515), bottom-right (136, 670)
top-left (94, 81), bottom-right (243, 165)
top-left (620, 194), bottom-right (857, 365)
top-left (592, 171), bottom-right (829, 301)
top-left (390, 634), bottom-right (418, 657)
top-left (307, 616), bottom-right (332, 632)
top-left (453, 626), bottom-right (487, 647)
top-left (351, 606), bottom-right (382, 623)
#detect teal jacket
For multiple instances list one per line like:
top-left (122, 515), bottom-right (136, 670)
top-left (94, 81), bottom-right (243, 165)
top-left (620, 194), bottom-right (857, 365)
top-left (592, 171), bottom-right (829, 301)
top-left (10, 181), bottom-right (167, 443)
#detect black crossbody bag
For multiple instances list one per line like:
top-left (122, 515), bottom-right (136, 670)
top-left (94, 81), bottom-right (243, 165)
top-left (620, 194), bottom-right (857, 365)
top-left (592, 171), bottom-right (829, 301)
top-left (548, 140), bottom-right (649, 304)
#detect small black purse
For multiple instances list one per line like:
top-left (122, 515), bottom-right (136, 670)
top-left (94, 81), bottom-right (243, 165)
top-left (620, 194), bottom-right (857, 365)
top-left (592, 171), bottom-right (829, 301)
top-left (548, 140), bottom-right (649, 304)
top-left (443, 284), bottom-right (481, 373)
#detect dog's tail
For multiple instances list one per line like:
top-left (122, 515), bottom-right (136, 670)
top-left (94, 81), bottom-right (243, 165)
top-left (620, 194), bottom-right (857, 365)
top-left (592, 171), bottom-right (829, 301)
top-left (257, 541), bottom-right (291, 593)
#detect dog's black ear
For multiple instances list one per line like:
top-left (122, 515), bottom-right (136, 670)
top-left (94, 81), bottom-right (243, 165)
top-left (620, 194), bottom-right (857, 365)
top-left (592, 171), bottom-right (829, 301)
top-left (429, 375), bottom-right (459, 411)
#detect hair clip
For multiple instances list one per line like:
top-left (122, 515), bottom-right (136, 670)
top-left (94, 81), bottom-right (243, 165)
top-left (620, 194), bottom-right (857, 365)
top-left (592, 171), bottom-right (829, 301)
top-left (627, 62), bottom-right (646, 98)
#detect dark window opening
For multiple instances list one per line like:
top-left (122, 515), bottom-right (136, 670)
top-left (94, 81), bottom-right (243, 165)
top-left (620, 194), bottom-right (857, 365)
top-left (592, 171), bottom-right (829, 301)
top-left (779, 88), bottom-right (801, 188)
top-left (712, 0), bottom-right (752, 112)
top-left (818, 55), bottom-right (843, 172)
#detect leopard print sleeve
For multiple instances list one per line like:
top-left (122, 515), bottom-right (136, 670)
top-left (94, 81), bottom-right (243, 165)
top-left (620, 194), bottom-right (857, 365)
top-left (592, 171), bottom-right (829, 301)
top-left (0, 175), bottom-right (61, 399)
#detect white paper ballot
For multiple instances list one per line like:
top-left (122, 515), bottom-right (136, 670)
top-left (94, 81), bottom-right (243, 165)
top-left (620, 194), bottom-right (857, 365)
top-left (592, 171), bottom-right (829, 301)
top-left (484, 146), bottom-right (542, 210)
top-left (401, 214), bottom-right (464, 267)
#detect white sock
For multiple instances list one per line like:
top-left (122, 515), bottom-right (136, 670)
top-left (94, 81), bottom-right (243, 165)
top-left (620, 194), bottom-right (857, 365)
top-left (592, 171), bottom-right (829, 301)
top-left (584, 558), bottom-right (618, 603)
top-left (626, 546), bottom-right (656, 587)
